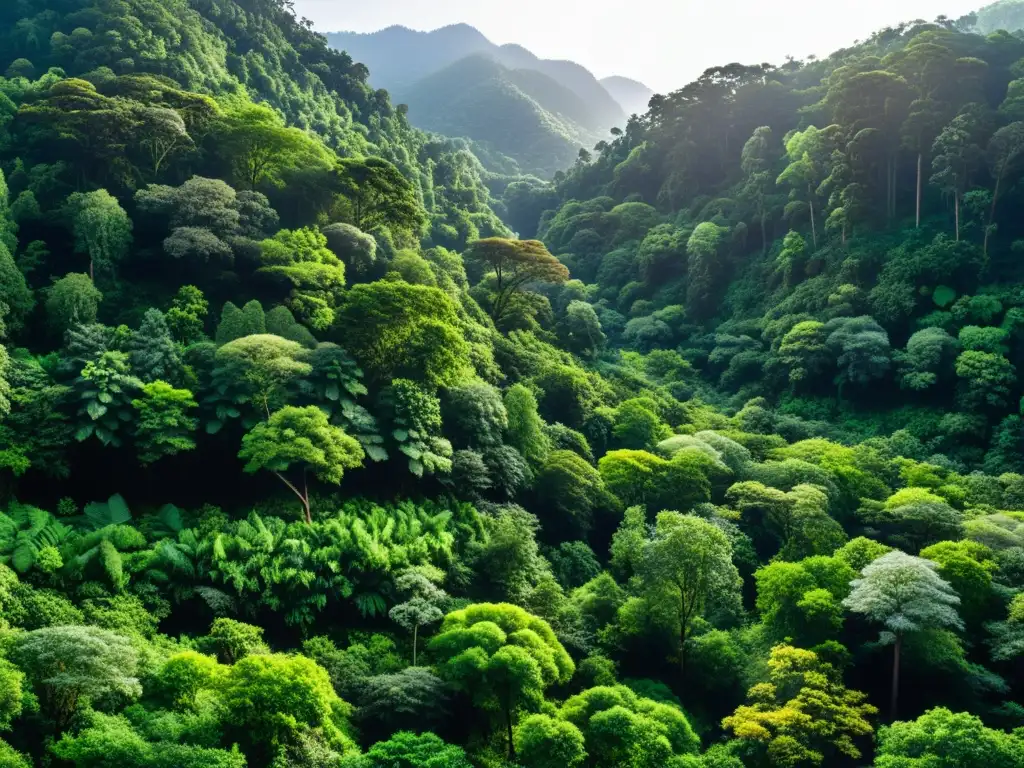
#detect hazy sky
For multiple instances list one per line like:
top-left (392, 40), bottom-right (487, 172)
top-left (293, 0), bottom-right (984, 93)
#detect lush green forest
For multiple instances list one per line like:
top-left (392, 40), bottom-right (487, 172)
top-left (1, 1), bottom-right (1024, 768)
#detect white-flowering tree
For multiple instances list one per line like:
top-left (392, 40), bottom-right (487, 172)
top-left (843, 551), bottom-right (962, 719)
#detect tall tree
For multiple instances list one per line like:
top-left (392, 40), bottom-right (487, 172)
top-left (216, 103), bottom-right (332, 191)
top-left (638, 512), bottom-right (741, 682)
top-left (740, 126), bottom-right (777, 253)
top-left (931, 110), bottom-right (986, 242)
top-left (843, 551), bottom-right (963, 719)
top-left (334, 157), bottom-right (425, 239)
top-left (777, 125), bottom-right (841, 249)
top-left (464, 238), bottom-right (570, 325)
top-left (238, 405), bottom-right (364, 524)
top-left (984, 122), bottom-right (1024, 257)
top-left (64, 190), bottom-right (132, 284)
top-left (686, 221), bottom-right (727, 320)
top-left (429, 603), bottom-right (574, 761)
top-left (388, 571), bottom-right (447, 666)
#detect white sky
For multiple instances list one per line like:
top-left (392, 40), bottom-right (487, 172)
top-left (293, 0), bottom-right (985, 93)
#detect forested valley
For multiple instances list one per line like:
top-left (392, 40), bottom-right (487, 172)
top-left (0, 1), bottom-right (1024, 767)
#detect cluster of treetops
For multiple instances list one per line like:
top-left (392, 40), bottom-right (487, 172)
top-left (0, 1), bottom-right (1023, 767)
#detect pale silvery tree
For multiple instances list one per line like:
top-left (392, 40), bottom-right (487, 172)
top-left (843, 550), bottom-right (962, 719)
top-left (389, 571), bottom-right (448, 666)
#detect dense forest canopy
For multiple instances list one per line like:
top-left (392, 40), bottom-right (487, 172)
top-left (0, 1), bottom-right (1023, 768)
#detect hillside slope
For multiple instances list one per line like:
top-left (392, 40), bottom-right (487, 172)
top-left (399, 54), bottom-right (600, 176)
top-left (534, 19), bottom-right (1024, 473)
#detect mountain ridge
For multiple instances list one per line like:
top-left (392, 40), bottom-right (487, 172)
top-left (326, 23), bottom-right (646, 128)
top-left (325, 23), bottom-right (649, 176)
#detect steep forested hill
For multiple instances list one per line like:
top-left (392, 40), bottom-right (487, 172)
top-left (532, 18), bottom-right (1024, 474)
top-left (1, 3), bottom-right (1024, 768)
top-left (399, 54), bottom-right (602, 178)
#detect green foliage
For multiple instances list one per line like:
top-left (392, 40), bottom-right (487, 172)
top-left (352, 731), bottom-right (472, 768)
top-left (430, 602), bottom-right (574, 757)
top-left (11, 625), bottom-right (140, 732)
top-left (504, 384), bottom-right (551, 467)
top-left (722, 645), bottom-right (876, 766)
top-left (64, 189), bottom-right (132, 284)
top-left (558, 684), bottom-right (699, 767)
top-left (535, 450), bottom-right (608, 534)
top-left (0, 740), bottom-right (29, 768)
top-left (132, 381), bottom-right (198, 463)
top-left (875, 707), bottom-right (1024, 767)
top-left (385, 379), bottom-right (454, 478)
top-left (220, 653), bottom-right (354, 760)
top-left (72, 351), bottom-right (143, 447)
top-left (240, 406), bottom-right (364, 522)
top-left (516, 713), bottom-right (587, 768)
top-left (0, 502), bottom-right (69, 573)
top-left (166, 286), bottom-right (208, 345)
top-left (46, 273), bottom-right (101, 333)
top-left (336, 282), bottom-right (472, 387)
top-left (6, 6), bottom-right (1024, 767)
top-left (52, 711), bottom-right (247, 768)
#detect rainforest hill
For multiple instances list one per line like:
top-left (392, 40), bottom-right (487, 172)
top-left (0, 2), bottom-right (1020, 768)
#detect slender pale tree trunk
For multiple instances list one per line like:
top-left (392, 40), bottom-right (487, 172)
top-left (890, 633), bottom-right (902, 721)
top-left (412, 623), bottom-right (418, 667)
top-left (274, 471), bottom-right (312, 524)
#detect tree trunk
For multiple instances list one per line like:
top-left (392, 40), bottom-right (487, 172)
top-left (412, 623), bottom-right (418, 667)
top-left (761, 214), bottom-right (768, 255)
top-left (987, 167), bottom-right (1004, 259)
top-left (680, 629), bottom-right (688, 683)
top-left (916, 153), bottom-right (922, 229)
top-left (886, 157), bottom-right (893, 222)
top-left (303, 471), bottom-right (311, 525)
top-left (808, 191), bottom-right (818, 250)
top-left (274, 471), bottom-right (312, 525)
top-left (892, 157), bottom-right (898, 220)
top-left (506, 704), bottom-right (515, 762)
top-left (890, 633), bottom-right (902, 721)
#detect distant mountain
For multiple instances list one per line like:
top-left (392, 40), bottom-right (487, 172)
top-left (326, 24), bottom-right (492, 94)
top-left (600, 76), bottom-right (656, 118)
top-left (327, 25), bottom-right (625, 132)
top-left (326, 24), bottom-right (629, 175)
top-left (398, 54), bottom-right (594, 177)
top-left (966, 0), bottom-right (1024, 34)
